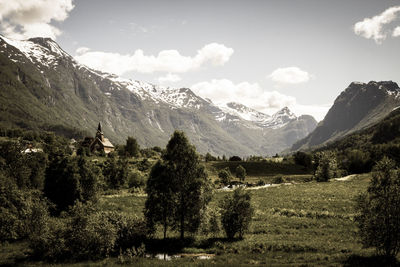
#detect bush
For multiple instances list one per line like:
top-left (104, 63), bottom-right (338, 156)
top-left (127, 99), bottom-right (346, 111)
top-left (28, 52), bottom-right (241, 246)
top-left (103, 212), bottom-right (147, 250)
top-left (256, 179), bottom-right (265, 186)
top-left (30, 202), bottom-right (118, 262)
top-left (137, 158), bottom-right (152, 172)
top-left (356, 157), bottom-right (400, 258)
top-left (220, 188), bottom-right (254, 239)
top-left (273, 176), bottom-right (286, 184)
top-left (218, 168), bottom-right (231, 185)
top-left (314, 151), bottom-right (338, 182)
top-left (229, 156), bottom-right (242, 161)
top-left (44, 156), bottom-right (100, 213)
top-left (293, 151), bottom-right (312, 170)
top-left (102, 157), bottom-right (129, 189)
top-left (235, 165), bottom-right (246, 182)
top-left (343, 149), bottom-right (372, 174)
top-left (199, 207), bottom-right (221, 237)
top-left (0, 176), bottom-right (49, 242)
top-left (127, 170), bottom-right (146, 188)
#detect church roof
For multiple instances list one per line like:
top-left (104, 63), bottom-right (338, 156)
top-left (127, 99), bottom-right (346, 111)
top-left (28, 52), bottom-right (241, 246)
top-left (100, 138), bottom-right (114, 148)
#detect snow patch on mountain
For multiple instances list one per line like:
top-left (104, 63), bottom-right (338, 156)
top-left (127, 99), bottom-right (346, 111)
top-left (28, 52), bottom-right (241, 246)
top-left (0, 35), bottom-right (301, 131)
top-left (0, 35), bottom-right (69, 67)
top-left (217, 102), bottom-right (297, 129)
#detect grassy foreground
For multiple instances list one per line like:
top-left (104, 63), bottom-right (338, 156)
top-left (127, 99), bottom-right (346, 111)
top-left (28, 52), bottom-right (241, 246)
top-left (1, 173), bottom-right (388, 266)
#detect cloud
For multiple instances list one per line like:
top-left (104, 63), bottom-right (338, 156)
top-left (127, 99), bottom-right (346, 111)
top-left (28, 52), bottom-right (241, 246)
top-left (268, 67), bottom-right (312, 85)
top-left (393, 26), bottom-right (400, 37)
top-left (0, 0), bottom-right (74, 40)
top-left (158, 73), bottom-right (182, 84)
top-left (191, 79), bottom-right (330, 120)
top-left (191, 79), bottom-right (296, 112)
top-left (75, 47), bottom-right (90, 55)
top-left (353, 6), bottom-right (400, 43)
top-left (74, 43), bottom-right (234, 76)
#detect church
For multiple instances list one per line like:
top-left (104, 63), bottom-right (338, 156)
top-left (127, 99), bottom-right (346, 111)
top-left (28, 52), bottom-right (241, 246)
top-left (89, 122), bottom-right (115, 154)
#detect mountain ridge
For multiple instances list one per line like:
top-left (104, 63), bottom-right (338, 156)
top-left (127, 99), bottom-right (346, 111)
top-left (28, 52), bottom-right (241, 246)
top-left (0, 35), bottom-right (317, 156)
top-left (290, 80), bottom-right (400, 152)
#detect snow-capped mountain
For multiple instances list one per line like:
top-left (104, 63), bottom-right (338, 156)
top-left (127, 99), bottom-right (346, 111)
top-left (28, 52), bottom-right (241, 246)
top-left (0, 35), bottom-right (317, 155)
top-left (218, 102), bottom-right (298, 129)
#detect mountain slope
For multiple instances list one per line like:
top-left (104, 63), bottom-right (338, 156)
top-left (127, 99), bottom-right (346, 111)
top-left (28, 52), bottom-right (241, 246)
top-left (0, 35), bottom-right (317, 156)
top-left (291, 81), bottom-right (400, 151)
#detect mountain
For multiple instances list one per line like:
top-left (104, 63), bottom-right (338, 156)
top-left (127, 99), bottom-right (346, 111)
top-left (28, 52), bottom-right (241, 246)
top-left (0, 35), bottom-right (317, 156)
top-left (290, 81), bottom-right (400, 151)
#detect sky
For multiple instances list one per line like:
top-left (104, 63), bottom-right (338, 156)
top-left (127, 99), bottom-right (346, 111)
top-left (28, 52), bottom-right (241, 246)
top-left (1, 0), bottom-right (400, 121)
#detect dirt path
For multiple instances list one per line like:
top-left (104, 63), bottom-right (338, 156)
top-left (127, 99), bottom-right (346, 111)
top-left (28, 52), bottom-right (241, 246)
top-left (218, 182), bottom-right (293, 192)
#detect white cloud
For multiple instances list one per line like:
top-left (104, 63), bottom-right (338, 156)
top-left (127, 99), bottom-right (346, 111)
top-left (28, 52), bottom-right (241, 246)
top-left (393, 26), bottom-right (400, 37)
top-left (268, 67), bottom-right (312, 85)
top-left (158, 73), bottom-right (182, 84)
top-left (75, 47), bottom-right (90, 55)
top-left (0, 0), bottom-right (74, 40)
top-left (74, 43), bottom-right (234, 75)
top-left (191, 79), bottom-right (330, 120)
top-left (353, 6), bottom-right (400, 43)
top-left (191, 79), bottom-right (296, 113)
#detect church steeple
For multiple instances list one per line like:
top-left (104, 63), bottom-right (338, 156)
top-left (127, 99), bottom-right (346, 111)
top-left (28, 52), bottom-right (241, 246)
top-left (96, 122), bottom-right (104, 141)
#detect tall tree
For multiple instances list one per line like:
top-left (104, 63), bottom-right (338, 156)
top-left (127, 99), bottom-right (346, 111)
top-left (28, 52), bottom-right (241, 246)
top-left (162, 130), bottom-right (211, 239)
top-left (144, 161), bottom-right (176, 239)
top-left (356, 157), bottom-right (400, 258)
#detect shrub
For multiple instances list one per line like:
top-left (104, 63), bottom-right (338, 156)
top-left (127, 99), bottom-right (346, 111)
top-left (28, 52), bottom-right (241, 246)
top-left (220, 188), bottom-right (254, 239)
top-left (30, 202), bottom-right (118, 262)
top-left (104, 212), bottom-right (147, 250)
top-left (314, 151), bottom-right (338, 182)
top-left (102, 157), bottom-right (129, 189)
top-left (0, 174), bottom-right (49, 242)
top-left (44, 156), bottom-right (100, 213)
top-left (229, 156), bottom-right (242, 161)
top-left (137, 158), bottom-right (152, 172)
top-left (127, 170), bottom-right (146, 188)
top-left (218, 168), bottom-right (231, 185)
top-left (293, 151), bottom-right (312, 170)
top-left (235, 165), bottom-right (246, 182)
top-left (273, 176), bottom-right (286, 184)
top-left (256, 179), bottom-right (265, 186)
top-left (199, 207), bottom-right (221, 237)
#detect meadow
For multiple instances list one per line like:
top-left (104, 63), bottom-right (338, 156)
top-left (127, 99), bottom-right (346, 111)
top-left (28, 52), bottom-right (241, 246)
top-left (0, 172), bottom-right (377, 266)
top-left (95, 173), bottom-right (374, 266)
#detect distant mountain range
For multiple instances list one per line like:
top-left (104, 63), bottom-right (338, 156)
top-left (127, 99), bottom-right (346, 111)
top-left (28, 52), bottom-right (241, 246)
top-left (290, 80), bottom-right (400, 151)
top-left (0, 35), bottom-right (317, 156)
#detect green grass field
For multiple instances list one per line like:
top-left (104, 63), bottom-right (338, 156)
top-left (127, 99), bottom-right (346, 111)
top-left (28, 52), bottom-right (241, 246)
top-left (0, 173), bottom-right (386, 266)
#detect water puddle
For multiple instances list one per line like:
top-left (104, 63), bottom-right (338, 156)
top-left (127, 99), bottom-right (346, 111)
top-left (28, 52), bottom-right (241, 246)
top-left (149, 253), bottom-right (215, 261)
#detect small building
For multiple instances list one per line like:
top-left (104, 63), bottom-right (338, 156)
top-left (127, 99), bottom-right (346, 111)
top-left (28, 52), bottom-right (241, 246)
top-left (89, 122), bottom-right (115, 154)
